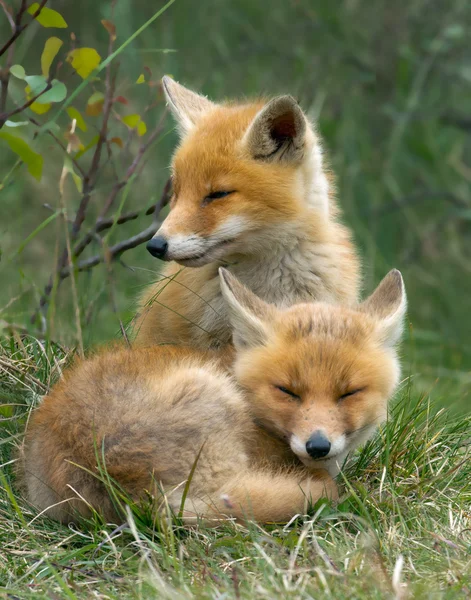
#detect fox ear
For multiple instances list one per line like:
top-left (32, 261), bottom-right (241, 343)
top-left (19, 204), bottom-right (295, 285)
top-left (219, 268), bottom-right (274, 349)
top-left (162, 76), bottom-right (215, 135)
top-left (360, 270), bottom-right (407, 347)
top-left (243, 95), bottom-right (306, 164)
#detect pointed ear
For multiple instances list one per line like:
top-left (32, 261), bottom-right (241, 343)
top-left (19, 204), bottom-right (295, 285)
top-left (162, 76), bottom-right (215, 135)
top-left (219, 268), bottom-right (274, 349)
top-left (360, 270), bottom-right (407, 347)
top-left (242, 95), bottom-right (307, 164)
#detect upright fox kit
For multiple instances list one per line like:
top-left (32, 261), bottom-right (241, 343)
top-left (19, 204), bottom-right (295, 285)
top-left (134, 77), bottom-right (360, 348)
top-left (22, 269), bottom-right (405, 524)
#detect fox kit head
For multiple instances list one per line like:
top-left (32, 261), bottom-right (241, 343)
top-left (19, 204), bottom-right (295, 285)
top-left (147, 77), bottom-right (330, 267)
top-left (219, 268), bottom-right (407, 475)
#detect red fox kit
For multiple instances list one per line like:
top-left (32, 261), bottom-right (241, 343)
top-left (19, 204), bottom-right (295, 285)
top-left (22, 269), bottom-right (405, 524)
top-left (134, 77), bottom-right (360, 348)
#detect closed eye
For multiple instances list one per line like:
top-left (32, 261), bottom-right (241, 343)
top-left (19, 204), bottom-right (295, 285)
top-left (338, 388), bottom-right (365, 401)
top-left (203, 190), bottom-right (236, 204)
top-left (275, 385), bottom-right (301, 401)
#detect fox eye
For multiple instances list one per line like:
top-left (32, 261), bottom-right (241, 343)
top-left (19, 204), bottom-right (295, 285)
top-left (275, 385), bottom-right (301, 401)
top-left (339, 388), bottom-right (365, 401)
top-left (203, 190), bottom-right (236, 204)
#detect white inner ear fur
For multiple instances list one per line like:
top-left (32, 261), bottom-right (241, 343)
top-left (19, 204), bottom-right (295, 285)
top-left (361, 270), bottom-right (407, 347)
top-left (377, 301), bottom-right (407, 348)
top-left (219, 270), bottom-right (271, 349)
top-left (162, 76), bottom-right (215, 135)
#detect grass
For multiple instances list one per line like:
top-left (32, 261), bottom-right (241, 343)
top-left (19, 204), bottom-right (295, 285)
top-left (0, 337), bottom-right (470, 598)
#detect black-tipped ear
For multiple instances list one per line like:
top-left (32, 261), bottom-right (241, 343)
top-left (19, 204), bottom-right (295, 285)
top-left (360, 270), bottom-right (407, 347)
top-left (242, 95), bottom-right (306, 163)
top-left (162, 76), bottom-right (215, 135)
top-left (219, 268), bottom-right (274, 349)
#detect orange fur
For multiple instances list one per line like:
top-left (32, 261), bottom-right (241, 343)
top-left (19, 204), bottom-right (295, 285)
top-left (134, 78), bottom-right (360, 349)
top-left (20, 270), bottom-right (405, 525)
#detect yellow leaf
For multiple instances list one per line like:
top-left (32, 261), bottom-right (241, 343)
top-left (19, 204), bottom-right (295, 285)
top-left (137, 120), bottom-right (147, 136)
top-left (25, 84), bottom-right (51, 114)
top-left (66, 107), bottom-right (87, 132)
top-left (30, 101), bottom-right (51, 115)
top-left (67, 48), bottom-right (101, 79)
top-left (136, 74), bottom-right (145, 84)
top-left (27, 3), bottom-right (67, 28)
top-left (41, 37), bottom-right (63, 77)
top-left (121, 114), bottom-right (140, 128)
top-left (85, 91), bottom-right (104, 116)
top-left (122, 114), bottom-right (147, 136)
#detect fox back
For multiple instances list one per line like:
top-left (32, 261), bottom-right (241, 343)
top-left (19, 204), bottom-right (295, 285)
top-left (135, 78), bottom-right (360, 348)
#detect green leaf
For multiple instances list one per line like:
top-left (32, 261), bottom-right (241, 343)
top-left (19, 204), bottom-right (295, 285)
top-left (67, 48), bottom-right (101, 79)
top-left (66, 107), bottom-right (87, 132)
top-left (27, 3), bottom-right (67, 28)
top-left (10, 65), bottom-right (26, 79)
top-left (24, 76), bottom-right (66, 104)
top-left (64, 156), bottom-right (83, 193)
top-left (24, 75), bottom-right (48, 96)
top-left (41, 37), bottom-right (63, 77)
top-left (0, 132), bottom-right (43, 180)
top-left (136, 73), bottom-right (145, 84)
top-left (35, 80), bottom-right (67, 104)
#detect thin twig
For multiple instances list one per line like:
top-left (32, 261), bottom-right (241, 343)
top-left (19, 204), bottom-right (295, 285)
top-left (73, 116), bottom-right (168, 259)
top-left (0, 1), bottom-right (15, 113)
top-left (31, 176), bottom-right (170, 324)
top-left (0, 80), bottom-right (52, 128)
top-left (62, 179), bottom-right (171, 277)
top-left (0, 1), bottom-right (15, 29)
top-left (31, 35), bottom-right (118, 323)
top-left (0, 0), bottom-right (48, 58)
top-left (28, 116), bottom-right (86, 177)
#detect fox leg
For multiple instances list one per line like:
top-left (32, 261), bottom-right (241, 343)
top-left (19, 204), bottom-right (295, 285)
top-left (182, 469), bottom-right (338, 525)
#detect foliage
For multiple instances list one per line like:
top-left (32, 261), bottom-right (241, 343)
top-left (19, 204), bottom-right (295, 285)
top-left (0, 0), bottom-right (174, 349)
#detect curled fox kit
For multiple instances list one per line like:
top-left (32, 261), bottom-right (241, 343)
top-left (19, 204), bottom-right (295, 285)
top-left (22, 269), bottom-right (406, 525)
top-left (134, 77), bottom-right (360, 348)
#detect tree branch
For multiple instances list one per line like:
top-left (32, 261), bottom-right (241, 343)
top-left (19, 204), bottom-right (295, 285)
top-left (0, 0), bottom-right (48, 58)
top-left (0, 79), bottom-right (52, 128)
top-left (60, 179), bottom-right (171, 279)
top-left (73, 114), bottom-right (167, 259)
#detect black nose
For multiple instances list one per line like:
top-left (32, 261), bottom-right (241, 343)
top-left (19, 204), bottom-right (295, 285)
top-left (305, 430), bottom-right (331, 459)
top-left (146, 236), bottom-right (168, 259)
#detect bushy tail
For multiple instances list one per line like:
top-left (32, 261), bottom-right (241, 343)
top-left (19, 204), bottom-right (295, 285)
top-left (181, 469), bottom-right (338, 525)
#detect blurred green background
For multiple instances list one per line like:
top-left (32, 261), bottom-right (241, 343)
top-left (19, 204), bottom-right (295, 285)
top-left (1, 0), bottom-right (470, 402)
